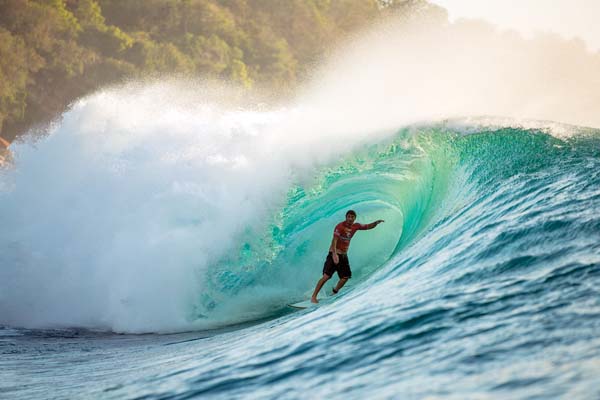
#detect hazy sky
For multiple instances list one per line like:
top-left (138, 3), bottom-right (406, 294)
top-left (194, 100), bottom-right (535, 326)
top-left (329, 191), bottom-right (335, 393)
top-left (429, 0), bottom-right (600, 52)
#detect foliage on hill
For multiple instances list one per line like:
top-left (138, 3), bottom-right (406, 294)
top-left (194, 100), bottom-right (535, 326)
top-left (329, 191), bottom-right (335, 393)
top-left (0, 0), bottom-right (442, 141)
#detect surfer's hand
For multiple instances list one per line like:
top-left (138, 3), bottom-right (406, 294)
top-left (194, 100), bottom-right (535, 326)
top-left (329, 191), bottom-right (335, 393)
top-left (333, 252), bottom-right (339, 264)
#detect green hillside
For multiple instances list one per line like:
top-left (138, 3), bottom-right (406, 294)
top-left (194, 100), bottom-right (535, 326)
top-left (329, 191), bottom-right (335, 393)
top-left (0, 0), bottom-right (441, 142)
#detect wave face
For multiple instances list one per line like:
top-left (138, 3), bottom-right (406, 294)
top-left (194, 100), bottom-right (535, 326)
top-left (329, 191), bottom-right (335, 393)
top-left (2, 85), bottom-right (600, 397)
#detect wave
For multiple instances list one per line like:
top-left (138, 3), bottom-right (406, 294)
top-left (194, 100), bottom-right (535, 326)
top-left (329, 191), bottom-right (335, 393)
top-left (1, 82), bottom-right (598, 333)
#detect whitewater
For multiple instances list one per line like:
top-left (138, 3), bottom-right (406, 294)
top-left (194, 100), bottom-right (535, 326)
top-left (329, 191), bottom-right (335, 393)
top-left (2, 17), bottom-right (600, 399)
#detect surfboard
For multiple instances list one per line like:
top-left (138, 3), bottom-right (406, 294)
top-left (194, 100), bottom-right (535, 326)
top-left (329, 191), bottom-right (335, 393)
top-left (287, 299), bottom-right (318, 309)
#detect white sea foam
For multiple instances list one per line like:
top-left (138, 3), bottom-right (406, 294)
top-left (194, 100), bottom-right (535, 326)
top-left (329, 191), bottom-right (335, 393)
top-left (0, 84), bottom-right (288, 332)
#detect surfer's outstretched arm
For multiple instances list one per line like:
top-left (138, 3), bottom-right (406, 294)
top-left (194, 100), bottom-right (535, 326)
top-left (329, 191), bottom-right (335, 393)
top-left (361, 220), bottom-right (384, 230)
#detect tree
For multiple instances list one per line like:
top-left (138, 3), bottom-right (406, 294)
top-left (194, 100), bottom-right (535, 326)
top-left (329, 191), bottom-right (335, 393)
top-left (0, 28), bottom-right (40, 133)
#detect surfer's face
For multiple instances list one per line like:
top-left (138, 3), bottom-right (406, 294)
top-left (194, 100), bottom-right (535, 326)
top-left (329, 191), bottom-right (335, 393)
top-left (345, 214), bottom-right (356, 225)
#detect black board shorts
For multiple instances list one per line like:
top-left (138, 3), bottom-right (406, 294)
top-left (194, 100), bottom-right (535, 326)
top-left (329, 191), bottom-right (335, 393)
top-left (323, 252), bottom-right (352, 279)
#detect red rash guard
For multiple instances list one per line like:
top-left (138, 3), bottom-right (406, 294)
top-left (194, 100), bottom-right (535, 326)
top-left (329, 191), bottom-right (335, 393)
top-left (332, 222), bottom-right (372, 253)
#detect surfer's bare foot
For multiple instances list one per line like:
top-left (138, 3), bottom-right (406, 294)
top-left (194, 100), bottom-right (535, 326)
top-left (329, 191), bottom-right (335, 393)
top-left (311, 297), bottom-right (318, 303)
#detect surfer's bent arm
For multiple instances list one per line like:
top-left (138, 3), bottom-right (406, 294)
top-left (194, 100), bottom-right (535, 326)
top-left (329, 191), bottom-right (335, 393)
top-left (330, 236), bottom-right (339, 253)
top-left (330, 236), bottom-right (340, 264)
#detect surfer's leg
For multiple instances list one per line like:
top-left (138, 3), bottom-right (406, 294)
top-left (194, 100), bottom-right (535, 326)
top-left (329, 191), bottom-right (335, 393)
top-left (313, 253), bottom-right (337, 302)
top-left (312, 274), bottom-right (331, 303)
top-left (333, 255), bottom-right (351, 294)
top-left (333, 277), bottom-right (348, 293)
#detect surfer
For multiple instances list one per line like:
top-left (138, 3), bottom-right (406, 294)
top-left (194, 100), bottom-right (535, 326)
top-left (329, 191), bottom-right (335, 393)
top-left (311, 210), bottom-right (384, 303)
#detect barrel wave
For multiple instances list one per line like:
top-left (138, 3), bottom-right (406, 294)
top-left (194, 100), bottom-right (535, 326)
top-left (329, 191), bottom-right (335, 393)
top-left (188, 121), bottom-right (600, 398)
top-left (1, 87), bottom-right (600, 398)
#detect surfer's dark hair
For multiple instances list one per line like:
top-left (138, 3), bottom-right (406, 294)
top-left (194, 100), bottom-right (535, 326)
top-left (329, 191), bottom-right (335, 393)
top-left (346, 210), bottom-right (357, 217)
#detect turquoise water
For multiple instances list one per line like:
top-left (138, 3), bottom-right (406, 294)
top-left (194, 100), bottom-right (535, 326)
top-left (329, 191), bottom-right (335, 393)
top-left (2, 120), bottom-right (600, 398)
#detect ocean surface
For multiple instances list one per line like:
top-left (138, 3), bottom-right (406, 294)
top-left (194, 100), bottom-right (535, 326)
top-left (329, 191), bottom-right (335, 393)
top-left (1, 87), bottom-right (600, 399)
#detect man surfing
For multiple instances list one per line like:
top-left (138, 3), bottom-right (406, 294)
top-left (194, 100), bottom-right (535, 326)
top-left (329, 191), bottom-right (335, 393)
top-left (311, 210), bottom-right (384, 303)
